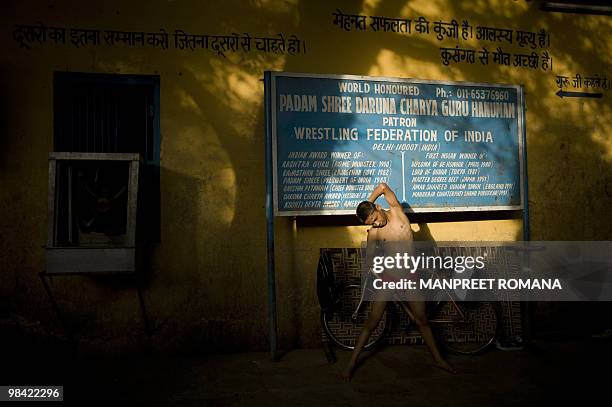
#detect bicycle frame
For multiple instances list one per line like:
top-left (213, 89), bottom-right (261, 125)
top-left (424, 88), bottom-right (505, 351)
top-left (351, 271), bottom-right (469, 325)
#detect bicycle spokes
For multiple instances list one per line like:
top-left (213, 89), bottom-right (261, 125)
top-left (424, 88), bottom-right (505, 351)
top-left (430, 302), bottom-right (499, 355)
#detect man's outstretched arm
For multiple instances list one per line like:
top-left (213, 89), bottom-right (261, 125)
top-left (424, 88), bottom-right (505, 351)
top-left (367, 183), bottom-right (401, 208)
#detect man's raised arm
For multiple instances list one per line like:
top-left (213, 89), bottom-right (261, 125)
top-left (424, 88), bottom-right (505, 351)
top-left (367, 183), bottom-right (401, 208)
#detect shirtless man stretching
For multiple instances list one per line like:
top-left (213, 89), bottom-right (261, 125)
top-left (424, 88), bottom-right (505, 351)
top-left (341, 182), bottom-right (455, 380)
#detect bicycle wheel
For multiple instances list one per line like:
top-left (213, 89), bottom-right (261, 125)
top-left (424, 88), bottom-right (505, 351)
top-left (321, 284), bottom-right (389, 351)
top-left (429, 301), bottom-right (500, 355)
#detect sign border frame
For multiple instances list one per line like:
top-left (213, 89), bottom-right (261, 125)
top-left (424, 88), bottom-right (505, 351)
top-left (269, 71), bottom-right (525, 216)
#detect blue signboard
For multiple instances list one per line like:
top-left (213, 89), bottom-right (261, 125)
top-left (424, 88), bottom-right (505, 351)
top-left (268, 72), bottom-right (525, 216)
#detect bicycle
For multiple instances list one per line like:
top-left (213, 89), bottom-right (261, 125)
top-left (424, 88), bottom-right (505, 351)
top-left (321, 270), bottom-right (501, 355)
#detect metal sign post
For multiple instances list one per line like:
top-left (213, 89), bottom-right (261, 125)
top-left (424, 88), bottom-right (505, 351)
top-left (264, 71), bottom-right (279, 361)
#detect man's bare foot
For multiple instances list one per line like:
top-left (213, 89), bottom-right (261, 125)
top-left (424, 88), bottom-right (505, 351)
top-left (434, 359), bottom-right (457, 374)
top-left (339, 364), bottom-right (354, 381)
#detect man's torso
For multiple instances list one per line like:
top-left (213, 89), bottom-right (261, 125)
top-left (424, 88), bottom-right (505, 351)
top-left (370, 208), bottom-right (413, 242)
top-left (369, 208), bottom-right (414, 281)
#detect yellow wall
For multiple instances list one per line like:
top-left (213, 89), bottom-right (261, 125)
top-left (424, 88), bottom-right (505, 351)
top-left (1, 0), bottom-right (610, 351)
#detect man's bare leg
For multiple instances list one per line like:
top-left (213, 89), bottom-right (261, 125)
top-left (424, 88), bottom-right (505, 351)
top-left (404, 300), bottom-right (456, 373)
top-left (340, 300), bottom-right (387, 381)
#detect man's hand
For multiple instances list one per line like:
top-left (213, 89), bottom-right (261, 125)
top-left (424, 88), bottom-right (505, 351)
top-left (368, 183), bottom-right (401, 208)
